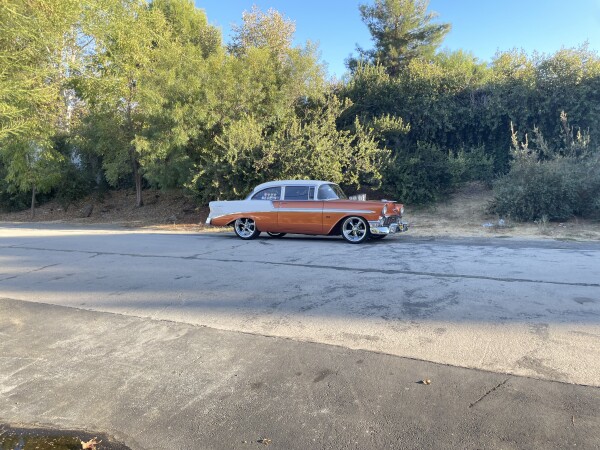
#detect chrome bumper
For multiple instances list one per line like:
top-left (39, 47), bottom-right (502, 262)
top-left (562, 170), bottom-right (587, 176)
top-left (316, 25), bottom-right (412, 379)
top-left (369, 221), bottom-right (409, 235)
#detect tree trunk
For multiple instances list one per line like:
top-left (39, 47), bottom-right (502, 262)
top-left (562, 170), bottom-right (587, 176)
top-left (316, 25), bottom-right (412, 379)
top-left (135, 169), bottom-right (143, 207)
top-left (130, 149), bottom-right (143, 207)
top-left (30, 184), bottom-right (36, 219)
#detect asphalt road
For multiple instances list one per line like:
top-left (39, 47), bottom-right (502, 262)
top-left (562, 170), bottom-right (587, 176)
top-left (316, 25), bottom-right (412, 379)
top-left (1, 223), bottom-right (600, 449)
top-left (1, 223), bottom-right (599, 386)
top-left (2, 297), bottom-right (599, 450)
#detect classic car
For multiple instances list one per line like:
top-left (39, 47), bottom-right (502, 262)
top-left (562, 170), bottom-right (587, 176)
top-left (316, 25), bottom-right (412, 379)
top-left (206, 180), bottom-right (408, 243)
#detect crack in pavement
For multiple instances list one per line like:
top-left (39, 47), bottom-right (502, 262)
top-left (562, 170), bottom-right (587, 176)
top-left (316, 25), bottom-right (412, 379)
top-left (469, 377), bottom-right (511, 408)
top-left (3, 245), bottom-right (600, 288)
top-left (0, 263), bottom-right (60, 282)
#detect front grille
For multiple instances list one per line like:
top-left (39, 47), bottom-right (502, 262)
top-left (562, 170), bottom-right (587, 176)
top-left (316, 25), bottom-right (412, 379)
top-left (383, 215), bottom-right (400, 227)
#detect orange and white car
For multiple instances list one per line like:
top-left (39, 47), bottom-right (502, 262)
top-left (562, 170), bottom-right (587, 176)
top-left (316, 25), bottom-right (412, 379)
top-left (206, 180), bottom-right (408, 244)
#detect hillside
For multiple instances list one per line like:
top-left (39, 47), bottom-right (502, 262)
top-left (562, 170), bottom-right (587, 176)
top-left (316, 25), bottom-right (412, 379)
top-left (1, 183), bottom-right (599, 240)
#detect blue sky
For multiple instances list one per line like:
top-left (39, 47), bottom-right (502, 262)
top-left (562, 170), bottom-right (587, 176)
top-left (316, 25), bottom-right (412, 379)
top-left (194, 0), bottom-right (600, 78)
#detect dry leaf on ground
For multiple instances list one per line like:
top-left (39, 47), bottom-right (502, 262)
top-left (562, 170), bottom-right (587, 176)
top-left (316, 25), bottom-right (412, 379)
top-left (81, 437), bottom-right (101, 449)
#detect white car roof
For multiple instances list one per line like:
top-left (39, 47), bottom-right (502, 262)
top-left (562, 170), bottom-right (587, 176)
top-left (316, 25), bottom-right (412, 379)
top-left (251, 180), bottom-right (333, 192)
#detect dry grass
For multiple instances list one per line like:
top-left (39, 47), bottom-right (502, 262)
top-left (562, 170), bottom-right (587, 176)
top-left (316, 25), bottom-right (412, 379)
top-left (407, 182), bottom-right (600, 241)
top-left (0, 189), bottom-right (208, 233)
top-left (1, 183), bottom-right (599, 240)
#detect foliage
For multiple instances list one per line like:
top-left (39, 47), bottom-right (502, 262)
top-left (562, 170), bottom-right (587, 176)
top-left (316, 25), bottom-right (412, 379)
top-left (0, 139), bottom-right (64, 215)
top-left (350, 0), bottom-right (451, 76)
top-left (188, 94), bottom-right (388, 202)
top-left (228, 6), bottom-right (296, 58)
top-left (0, 161), bottom-right (29, 211)
top-left (51, 135), bottom-right (96, 208)
top-left (74, 0), bottom-right (170, 206)
top-left (151, 0), bottom-right (221, 56)
top-left (0, 0), bottom-right (83, 140)
top-left (448, 146), bottom-right (494, 185)
top-left (341, 44), bottom-right (600, 203)
top-left (2, 0), bottom-right (600, 216)
top-left (490, 120), bottom-right (600, 221)
top-left (0, 0), bottom-right (88, 214)
top-left (382, 142), bottom-right (452, 204)
top-left (491, 158), bottom-right (579, 222)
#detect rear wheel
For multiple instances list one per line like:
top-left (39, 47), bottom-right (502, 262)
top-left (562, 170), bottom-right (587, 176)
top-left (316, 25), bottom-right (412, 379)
top-left (267, 232), bottom-right (287, 238)
top-left (234, 218), bottom-right (260, 240)
top-left (341, 216), bottom-right (370, 244)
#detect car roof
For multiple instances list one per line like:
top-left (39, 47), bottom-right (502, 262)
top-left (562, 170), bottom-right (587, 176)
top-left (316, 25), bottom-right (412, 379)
top-left (251, 180), bottom-right (333, 192)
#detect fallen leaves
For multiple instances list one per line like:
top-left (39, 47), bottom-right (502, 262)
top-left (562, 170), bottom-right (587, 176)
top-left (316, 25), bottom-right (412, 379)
top-left (257, 438), bottom-right (272, 445)
top-left (81, 437), bottom-right (101, 449)
top-left (421, 379), bottom-right (432, 385)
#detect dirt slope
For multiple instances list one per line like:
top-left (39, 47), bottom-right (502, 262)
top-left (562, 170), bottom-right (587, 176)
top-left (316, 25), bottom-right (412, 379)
top-left (1, 183), bottom-right (599, 240)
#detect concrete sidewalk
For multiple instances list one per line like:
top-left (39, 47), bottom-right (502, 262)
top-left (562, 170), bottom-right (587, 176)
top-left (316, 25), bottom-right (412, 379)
top-left (1, 298), bottom-right (598, 449)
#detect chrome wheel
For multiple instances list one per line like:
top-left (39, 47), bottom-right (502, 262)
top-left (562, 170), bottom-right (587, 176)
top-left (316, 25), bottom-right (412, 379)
top-left (267, 232), bottom-right (287, 238)
top-left (234, 218), bottom-right (260, 240)
top-left (341, 216), bottom-right (369, 244)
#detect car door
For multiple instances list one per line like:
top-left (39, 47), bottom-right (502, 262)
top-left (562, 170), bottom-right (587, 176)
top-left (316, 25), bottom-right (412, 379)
top-left (274, 185), bottom-right (323, 234)
top-left (249, 186), bottom-right (283, 232)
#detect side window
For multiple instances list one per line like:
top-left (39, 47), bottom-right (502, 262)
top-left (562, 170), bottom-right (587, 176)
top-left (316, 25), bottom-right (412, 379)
top-left (318, 184), bottom-right (336, 200)
top-left (252, 187), bottom-right (281, 200)
top-left (284, 186), bottom-right (310, 200)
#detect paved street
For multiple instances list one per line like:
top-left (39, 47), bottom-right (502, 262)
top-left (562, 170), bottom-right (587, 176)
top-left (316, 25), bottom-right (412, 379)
top-left (1, 297), bottom-right (599, 450)
top-left (1, 223), bottom-right (599, 386)
top-left (1, 223), bottom-right (600, 449)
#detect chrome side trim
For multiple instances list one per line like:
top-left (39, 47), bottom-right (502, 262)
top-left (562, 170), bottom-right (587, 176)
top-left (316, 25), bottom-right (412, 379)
top-left (281, 208), bottom-right (377, 214)
top-left (211, 209), bottom-right (376, 219)
top-left (209, 211), bottom-right (264, 221)
top-left (325, 209), bottom-right (377, 214)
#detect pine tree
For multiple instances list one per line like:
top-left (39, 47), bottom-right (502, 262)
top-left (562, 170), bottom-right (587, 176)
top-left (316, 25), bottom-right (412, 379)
top-left (350, 0), bottom-right (450, 76)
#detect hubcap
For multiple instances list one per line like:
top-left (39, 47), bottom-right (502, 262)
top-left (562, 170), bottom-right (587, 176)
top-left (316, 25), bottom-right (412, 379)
top-left (342, 218), bottom-right (366, 242)
top-left (235, 218), bottom-right (255, 238)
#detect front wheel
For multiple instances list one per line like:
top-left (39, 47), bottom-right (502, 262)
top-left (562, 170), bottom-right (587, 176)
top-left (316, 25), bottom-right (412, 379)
top-left (341, 216), bottom-right (370, 244)
top-left (267, 232), bottom-right (287, 238)
top-left (234, 218), bottom-right (260, 240)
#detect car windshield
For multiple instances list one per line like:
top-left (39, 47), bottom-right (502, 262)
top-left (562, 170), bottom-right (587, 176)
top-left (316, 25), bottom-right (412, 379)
top-left (317, 184), bottom-right (348, 200)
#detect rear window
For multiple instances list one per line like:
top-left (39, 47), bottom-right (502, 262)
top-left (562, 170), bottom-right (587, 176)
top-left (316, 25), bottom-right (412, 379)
top-left (317, 184), bottom-right (347, 200)
top-left (252, 187), bottom-right (281, 200)
top-left (284, 186), bottom-right (311, 200)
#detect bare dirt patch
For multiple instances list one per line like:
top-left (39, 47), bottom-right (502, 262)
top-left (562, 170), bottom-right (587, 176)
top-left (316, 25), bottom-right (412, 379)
top-left (1, 183), bottom-right (599, 240)
top-left (406, 182), bottom-right (600, 240)
top-left (0, 189), bottom-right (208, 233)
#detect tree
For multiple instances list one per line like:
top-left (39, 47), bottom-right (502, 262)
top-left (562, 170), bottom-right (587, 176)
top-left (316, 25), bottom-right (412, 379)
top-left (151, 0), bottom-right (221, 56)
top-left (228, 6), bottom-right (296, 58)
top-left (1, 142), bottom-right (63, 218)
top-left (76, 0), bottom-right (172, 207)
top-left (350, 0), bottom-right (450, 76)
top-left (0, 0), bottom-right (84, 214)
top-left (130, 0), bottom-right (223, 190)
top-left (182, 7), bottom-right (388, 201)
top-left (189, 95), bottom-right (389, 202)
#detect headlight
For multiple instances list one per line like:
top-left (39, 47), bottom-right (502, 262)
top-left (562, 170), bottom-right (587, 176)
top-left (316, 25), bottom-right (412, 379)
top-left (382, 204), bottom-right (388, 216)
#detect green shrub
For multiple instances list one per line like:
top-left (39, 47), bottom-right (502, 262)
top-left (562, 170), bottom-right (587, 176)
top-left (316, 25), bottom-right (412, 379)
top-left (384, 142), bottom-right (453, 204)
top-left (572, 154), bottom-right (600, 218)
top-left (51, 137), bottom-right (97, 209)
top-left (490, 155), bottom-right (600, 221)
top-left (448, 146), bottom-right (495, 185)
